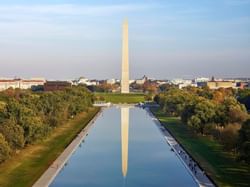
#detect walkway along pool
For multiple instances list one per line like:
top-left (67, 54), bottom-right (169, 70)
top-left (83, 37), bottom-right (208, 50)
top-left (48, 106), bottom-right (198, 187)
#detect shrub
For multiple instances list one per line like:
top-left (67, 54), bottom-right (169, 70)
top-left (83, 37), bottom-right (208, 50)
top-left (0, 133), bottom-right (11, 163)
top-left (219, 124), bottom-right (241, 151)
top-left (238, 119), bottom-right (250, 163)
top-left (0, 120), bottom-right (25, 149)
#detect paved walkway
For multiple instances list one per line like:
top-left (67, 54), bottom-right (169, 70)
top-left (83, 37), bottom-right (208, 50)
top-left (146, 108), bottom-right (215, 187)
top-left (32, 109), bottom-right (103, 187)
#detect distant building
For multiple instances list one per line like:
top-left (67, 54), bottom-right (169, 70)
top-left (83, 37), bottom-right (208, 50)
top-left (89, 80), bottom-right (98, 86)
top-left (194, 77), bottom-right (209, 83)
top-left (0, 78), bottom-right (45, 91)
top-left (171, 79), bottom-right (192, 85)
top-left (74, 77), bottom-right (98, 86)
top-left (106, 79), bottom-right (118, 85)
top-left (157, 80), bottom-right (169, 85)
top-left (44, 81), bottom-right (72, 91)
top-left (236, 82), bottom-right (248, 89)
top-left (178, 83), bottom-right (197, 89)
top-left (129, 80), bottom-right (134, 84)
top-left (206, 81), bottom-right (235, 89)
top-left (135, 75), bottom-right (148, 85)
top-left (77, 77), bottom-right (90, 85)
top-left (197, 82), bottom-right (207, 87)
top-left (74, 77), bottom-right (97, 86)
top-left (170, 79), bottom-right (195, 89)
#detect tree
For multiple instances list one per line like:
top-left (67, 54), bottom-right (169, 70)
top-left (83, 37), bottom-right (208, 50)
top-left (0, 85), bottom-right (93, 163)
top-left (159, 83), bottom-right (177, 92)
top-left (158, 89), bottom-right (194, 116)
top-left (181, 104), bottom-right (195, 124)
top-left (238, 119), bottom-right (250, 163)
top-left (212, 90), bottom-right (225, 103)
top-left (187, 99), bottom-right (216, 134)
top-left (0, 133), bottom-right (11, 163)
top-left (20, 116), bottom-right (49, 144)
top-left (0, 101), bottom-right (6, 123)
top-left (220, 124), bottom-right (241, 151)
top-left (142, 81), bottom-right (158, 94)
top-left (0, 120), bottom-right (25, 149)
top-left (222, 97), bottom-right (248, 124)
top-left (197, 86), bottom-right (213, 99)
top-left (238, 89), bottom-right (250, 111)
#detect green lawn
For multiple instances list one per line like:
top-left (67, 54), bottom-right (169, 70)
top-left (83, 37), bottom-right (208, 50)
top-left (0, 107), bottom-right (100, 187)
top-left (152, 109), bottom-right (250, 187)
top-left (94, 92), bottom-right (146, 103)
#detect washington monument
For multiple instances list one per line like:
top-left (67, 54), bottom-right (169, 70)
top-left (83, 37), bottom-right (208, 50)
top-left (121, 19), bottom-right (129, 93)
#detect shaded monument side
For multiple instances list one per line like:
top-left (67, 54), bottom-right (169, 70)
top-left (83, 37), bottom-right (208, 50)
top-left (121, 19), bottom-right (129, 93)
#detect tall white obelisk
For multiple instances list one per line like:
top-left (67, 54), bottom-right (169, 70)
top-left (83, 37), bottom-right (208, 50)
top-left (121, 19), bottom-right (129, 93)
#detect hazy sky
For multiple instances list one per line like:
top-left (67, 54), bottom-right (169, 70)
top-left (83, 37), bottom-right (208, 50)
top-left (0, 0), bottom-right (249, 80)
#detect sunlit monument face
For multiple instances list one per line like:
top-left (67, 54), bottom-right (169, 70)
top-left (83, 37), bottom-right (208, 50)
top-left (121, 19), bottom-right (129, 93)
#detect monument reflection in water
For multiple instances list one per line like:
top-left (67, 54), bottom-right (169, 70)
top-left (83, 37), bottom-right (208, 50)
top-left (121, 107), bottom-right (129, 178)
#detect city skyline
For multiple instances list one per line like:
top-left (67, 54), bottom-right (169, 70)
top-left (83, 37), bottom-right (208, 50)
top-left (0, 0), bottom-right (250, 79)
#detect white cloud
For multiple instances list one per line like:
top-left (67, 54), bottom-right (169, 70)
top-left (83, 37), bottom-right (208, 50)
top-left (0, 3), bottom-right (154, 17)
top-left (0, 3), bottom-right (156, 40)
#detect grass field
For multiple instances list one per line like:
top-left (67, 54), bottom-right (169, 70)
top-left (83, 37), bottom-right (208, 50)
top-left (152, 109), bottom-right (250, 187)
top-left (94, 92), bottom-right (146, 103)
top-left (0, 107), bottom-right (100, 187)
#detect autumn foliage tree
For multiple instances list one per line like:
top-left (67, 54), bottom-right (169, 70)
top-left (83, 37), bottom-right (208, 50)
top-left (155, 87), bottom-right (249, 161)
top-left (0, 86), bottom-right (93, 163)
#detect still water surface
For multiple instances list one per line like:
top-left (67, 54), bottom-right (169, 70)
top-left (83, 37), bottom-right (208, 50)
top-left (50, 106), bottom-right (197, 187)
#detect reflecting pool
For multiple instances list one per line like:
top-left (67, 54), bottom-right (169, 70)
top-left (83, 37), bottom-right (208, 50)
top-left (50, 106), bottom-right (197, 187)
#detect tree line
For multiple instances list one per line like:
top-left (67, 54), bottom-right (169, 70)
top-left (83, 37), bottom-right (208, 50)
top-left (154, 87), bottom-right (250, 163)
top-left (0, 86), bottom-right (93, 163)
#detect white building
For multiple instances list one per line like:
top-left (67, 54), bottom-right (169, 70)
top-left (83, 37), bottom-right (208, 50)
top-left (74, 77), bottom-right (97, 86)
top-left (106, 79), bottom-right (118, 85)
top-left (0, 78), bottom-right (45, 91)
top-left (194, 77), bottom-right (210, 83)
top-left (77, 77), bottom-right (89, 85)
top-left (171, 79), bottom-right (184, 85)
top-left (171, 79), bottom-right (192, 85)
top-left (157, 80), bottom-right (169, 85)
top-left (135, 75), bottom-right (147, 85)
top-left (129, 80), bottom-right (134, 84)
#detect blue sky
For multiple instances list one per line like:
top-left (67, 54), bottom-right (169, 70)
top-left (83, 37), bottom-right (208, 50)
top-left (0, 0), bottom-right (249, 79)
